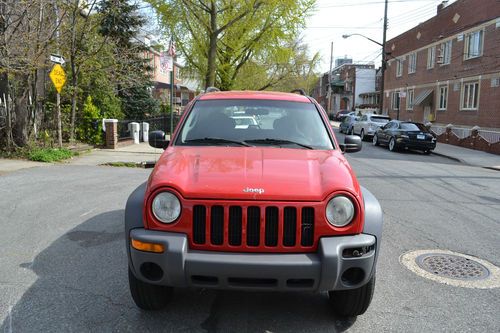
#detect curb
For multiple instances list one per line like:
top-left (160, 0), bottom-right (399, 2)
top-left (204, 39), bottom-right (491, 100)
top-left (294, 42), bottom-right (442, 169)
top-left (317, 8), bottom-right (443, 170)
top-left (430, 151), bottom-right (465, 164)
top-left (483, 166), bottom-right (500, 172)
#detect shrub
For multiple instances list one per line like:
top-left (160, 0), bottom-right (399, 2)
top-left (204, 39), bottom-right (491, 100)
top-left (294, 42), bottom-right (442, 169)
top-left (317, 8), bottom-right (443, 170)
top-left (77, 96), bottom-right (103, 145)
top-left (28, 148), bottom-right (76, 162)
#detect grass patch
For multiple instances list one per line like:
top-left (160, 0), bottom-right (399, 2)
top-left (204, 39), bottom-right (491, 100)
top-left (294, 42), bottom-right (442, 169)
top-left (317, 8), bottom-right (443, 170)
top-left (27, 148), bottom-right (77, 162)
top-left (101, 161), bottom-right (141, 168)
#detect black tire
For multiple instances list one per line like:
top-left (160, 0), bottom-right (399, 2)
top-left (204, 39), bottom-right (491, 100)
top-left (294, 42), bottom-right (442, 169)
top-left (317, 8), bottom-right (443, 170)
top-left (328, 275), bottom-right (376, 317)
top-left (360, 129), bottom-right (365, 141)
top-left (372, 134), bottom-right (379, 146)
top-left (128, 267), bottom-right (173, 310)
top-left (388, 137), bottom-right (397, 152)
top-left (423, 149), bottom-right (431, 155)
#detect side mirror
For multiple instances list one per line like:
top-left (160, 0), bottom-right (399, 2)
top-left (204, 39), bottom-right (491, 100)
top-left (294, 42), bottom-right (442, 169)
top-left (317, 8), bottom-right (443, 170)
top-left (339, 135), bottom-right (362, 153)
top-left (149, 130), bottom-right (170, 149)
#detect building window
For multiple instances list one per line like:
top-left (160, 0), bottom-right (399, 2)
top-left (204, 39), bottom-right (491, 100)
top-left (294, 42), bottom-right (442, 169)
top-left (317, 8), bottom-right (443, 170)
top-left (396, 59), bottom-right (403, 77)
top-left (437, 85), bottom-right (448, 110)
top-left (427, 46), bottom-right (435, 69)
top-left (464, 30), bottom-right (484, 60)
top-left (408, 53), bottom-right (417, 74)
top-left (406, 89), bottom-right (414, 110)
top-left (175, 67), bottom-right (181, 80)
top-left (439, 40), bottom-right (452, 65)
top-left (461, 81), bottom-right (479, 110)
top-left (391, 91), bottom-right (400, 110)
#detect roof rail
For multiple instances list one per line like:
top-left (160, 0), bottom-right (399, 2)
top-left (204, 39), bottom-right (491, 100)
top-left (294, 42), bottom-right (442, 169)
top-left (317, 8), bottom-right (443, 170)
top-left (290, 88), bottom-right (307, 96)
top-left (205, 86), bottom-right (220, 93)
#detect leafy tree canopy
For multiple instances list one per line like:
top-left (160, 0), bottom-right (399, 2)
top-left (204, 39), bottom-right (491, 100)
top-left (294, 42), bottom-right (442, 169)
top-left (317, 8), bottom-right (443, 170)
top-left (147, 0), bottom-right (318, 91)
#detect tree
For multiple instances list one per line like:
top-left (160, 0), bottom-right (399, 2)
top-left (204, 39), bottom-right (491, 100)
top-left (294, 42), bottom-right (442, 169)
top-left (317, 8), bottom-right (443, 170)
top-left (147, 0), bottom-right (315, 90)
top-left (0, 0), bottom-right (66, 149)
top-left (99, 0), bottom-right (159, 119)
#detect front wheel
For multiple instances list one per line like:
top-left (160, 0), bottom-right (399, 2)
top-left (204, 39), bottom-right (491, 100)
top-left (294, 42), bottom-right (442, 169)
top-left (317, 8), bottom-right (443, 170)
top-left (360, 129), bottom-right (365, 141)
top-left (328, 275), bottom-right (376, 317)
top-left (388, 137), bottom-right (397, 152)
top-left (372, 134), bottom-right (379, 146)
top-left (423, 149), bottom-right (431, 155)
top-left (128, 267), bottom-right (173, 310)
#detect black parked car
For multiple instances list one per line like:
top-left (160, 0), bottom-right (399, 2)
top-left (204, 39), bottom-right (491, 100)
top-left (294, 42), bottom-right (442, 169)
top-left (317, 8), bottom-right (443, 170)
top-left (339, 115), bottom-right (359, 134)
top-left (372, 120), bottom-right (437, 154)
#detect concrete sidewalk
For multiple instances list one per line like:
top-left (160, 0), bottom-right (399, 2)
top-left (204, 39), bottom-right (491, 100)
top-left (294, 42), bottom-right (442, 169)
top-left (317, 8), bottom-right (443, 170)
top-left (0, 159), bottom-right (48, 175)
top-left (69, 143), bottom-right (163, 166)
top-left (431, 143), bottom-right (500, 170)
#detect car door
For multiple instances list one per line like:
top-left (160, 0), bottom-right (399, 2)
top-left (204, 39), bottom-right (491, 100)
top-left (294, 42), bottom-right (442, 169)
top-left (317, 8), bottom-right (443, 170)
top-left (380, 121), bottom-right (394, 143)
top-left (354, 115), bottom-right (366, 135)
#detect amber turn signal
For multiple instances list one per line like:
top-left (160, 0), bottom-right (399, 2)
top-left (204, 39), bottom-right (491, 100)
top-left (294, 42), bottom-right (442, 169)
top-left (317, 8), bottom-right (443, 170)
top-left (131, 239), bottom-right (165, 253)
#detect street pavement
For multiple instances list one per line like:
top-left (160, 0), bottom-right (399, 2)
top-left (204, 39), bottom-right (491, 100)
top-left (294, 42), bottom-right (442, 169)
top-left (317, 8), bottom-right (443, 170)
top-left (1, 133), bottom-right (499, 332)
top-left (331, 120), bottom-right (500, 170)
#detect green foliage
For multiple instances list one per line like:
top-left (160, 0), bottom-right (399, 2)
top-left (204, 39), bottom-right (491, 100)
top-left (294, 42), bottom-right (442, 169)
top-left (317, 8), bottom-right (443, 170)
top-left (101, 161), bottom-right (140, 168)
top-left (121, 85), bottom-right (160, 119)
top-left (147, 0), bottom-right (317, 90)
top-left (28, 148), bottom-right (76, 162)
top-left (77, 96), bottom-right (102, 145)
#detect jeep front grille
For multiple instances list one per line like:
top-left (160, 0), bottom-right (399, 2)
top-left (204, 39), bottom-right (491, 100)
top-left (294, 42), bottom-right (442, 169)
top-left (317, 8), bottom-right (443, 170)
top-left (192, 204), bottom-right (315, 250)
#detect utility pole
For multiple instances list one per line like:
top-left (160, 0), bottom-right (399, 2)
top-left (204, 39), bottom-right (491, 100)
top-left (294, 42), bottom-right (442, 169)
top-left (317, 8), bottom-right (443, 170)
top-left (380, 0), bottom-right (388, 116)
top-left (169, 39), bottom-right (175, 137)
top-left (52, 0), bottom-right (62, 147)
top-left (328, 42), bottom-right (333, 116)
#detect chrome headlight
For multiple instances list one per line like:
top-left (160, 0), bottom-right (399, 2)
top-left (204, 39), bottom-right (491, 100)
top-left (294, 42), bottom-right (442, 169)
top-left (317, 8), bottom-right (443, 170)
top-left (326, 196), bottom-right (355, 227)
top-left (152, 192), bottom-right (181, 223)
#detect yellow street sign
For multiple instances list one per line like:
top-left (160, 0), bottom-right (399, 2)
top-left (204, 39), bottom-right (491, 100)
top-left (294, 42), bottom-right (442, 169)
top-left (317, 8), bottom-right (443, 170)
top-left (49, 64), bottom-right (66, 93)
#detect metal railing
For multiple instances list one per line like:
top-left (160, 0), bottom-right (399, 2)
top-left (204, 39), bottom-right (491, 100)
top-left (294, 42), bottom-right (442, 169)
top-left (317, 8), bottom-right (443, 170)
top-left (116, 115), bottom-right (181, 140)
top-left (431, 125), bottom-right (500, 144)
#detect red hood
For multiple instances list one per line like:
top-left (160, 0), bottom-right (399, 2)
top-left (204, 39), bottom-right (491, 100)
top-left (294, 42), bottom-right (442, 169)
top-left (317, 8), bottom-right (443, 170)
top-left (147, 147), bottom-right (361, 202)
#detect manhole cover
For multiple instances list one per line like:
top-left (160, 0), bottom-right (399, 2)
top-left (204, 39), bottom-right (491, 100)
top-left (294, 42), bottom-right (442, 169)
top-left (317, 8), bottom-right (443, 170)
top-left (400, 249), bottom-right (500, 289)
top-left (416, 253), bottom-right (490, 280)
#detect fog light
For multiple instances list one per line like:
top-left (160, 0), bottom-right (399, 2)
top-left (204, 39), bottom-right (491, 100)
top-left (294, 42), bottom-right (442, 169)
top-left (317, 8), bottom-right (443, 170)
top-left (131, 239), bottom-right (165, 253)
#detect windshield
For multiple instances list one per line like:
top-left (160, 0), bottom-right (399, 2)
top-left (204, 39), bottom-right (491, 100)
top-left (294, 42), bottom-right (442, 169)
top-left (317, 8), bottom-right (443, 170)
top-left (371, 116), bottom-right (390, 123)
top-left (176, 99), bottom-right (333, 149)
top-left (400, 122), bottom-right (427, 131)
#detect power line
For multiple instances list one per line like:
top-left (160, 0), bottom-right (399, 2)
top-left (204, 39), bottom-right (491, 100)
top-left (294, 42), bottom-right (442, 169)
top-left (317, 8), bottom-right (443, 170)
top-left (316, 0), bottom-right (439, 9)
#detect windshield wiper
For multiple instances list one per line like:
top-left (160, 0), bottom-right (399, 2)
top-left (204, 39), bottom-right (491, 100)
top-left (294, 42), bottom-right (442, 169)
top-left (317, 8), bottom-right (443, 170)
top-left (245, 138), bottom-right (313, 149)
top-left (184, 137), bottom-right (251, 147)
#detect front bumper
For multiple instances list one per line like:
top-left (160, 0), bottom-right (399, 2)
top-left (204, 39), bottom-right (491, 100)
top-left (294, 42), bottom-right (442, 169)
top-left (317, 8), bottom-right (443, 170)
top-left (128, 229), bottom-right (377, 292)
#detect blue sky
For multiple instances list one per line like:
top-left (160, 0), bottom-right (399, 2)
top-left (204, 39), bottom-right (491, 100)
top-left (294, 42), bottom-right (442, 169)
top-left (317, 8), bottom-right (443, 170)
top-left (302, 0), bottom-right (458, 72)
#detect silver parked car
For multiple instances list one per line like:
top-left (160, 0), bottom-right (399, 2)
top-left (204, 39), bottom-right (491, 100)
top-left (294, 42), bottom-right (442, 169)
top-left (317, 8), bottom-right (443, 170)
top-left (352, 114), bottom-right (391, 141)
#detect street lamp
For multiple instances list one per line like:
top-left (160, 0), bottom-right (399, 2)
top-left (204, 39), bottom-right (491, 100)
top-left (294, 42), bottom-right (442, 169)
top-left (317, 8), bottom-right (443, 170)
top-left (342, 34), bottom-right (383, 47)
top-left (342, 0), bottom-right (388, 116)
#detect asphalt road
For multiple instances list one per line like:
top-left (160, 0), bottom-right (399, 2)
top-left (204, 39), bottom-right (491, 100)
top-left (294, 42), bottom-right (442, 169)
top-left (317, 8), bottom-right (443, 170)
top-left (1, 135), bottom-right (499, 332)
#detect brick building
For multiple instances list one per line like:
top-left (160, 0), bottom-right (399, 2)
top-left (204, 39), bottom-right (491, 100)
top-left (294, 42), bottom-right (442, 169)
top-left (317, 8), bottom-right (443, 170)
top-left (312, 63), bottom-right (376, 116)
top-left (383, 0), bottom-right (500, 130)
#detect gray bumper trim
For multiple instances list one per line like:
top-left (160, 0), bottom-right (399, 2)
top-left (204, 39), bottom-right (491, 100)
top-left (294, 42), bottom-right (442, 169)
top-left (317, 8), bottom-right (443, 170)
top-left (129, 230), bottom-right (376, 292)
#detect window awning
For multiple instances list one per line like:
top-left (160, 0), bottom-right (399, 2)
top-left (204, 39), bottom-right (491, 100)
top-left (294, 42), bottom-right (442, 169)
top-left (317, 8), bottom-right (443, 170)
top-left (414, 89), bottom-right (434, 106)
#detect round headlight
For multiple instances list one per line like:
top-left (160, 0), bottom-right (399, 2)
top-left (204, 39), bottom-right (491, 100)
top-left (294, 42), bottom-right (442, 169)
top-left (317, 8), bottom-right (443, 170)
top-left (152, 192), bottom-right (181, 223)
top-left (326, 196), bottom-right (355, 227)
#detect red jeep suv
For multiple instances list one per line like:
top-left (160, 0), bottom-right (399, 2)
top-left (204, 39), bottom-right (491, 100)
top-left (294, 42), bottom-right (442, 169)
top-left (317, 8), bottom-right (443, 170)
top-left (125, 90), bottom-right (383, 317)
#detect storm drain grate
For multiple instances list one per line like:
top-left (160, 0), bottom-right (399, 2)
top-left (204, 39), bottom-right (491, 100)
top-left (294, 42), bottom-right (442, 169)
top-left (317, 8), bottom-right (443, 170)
top-left (416, 253), bottom-right (490, 281)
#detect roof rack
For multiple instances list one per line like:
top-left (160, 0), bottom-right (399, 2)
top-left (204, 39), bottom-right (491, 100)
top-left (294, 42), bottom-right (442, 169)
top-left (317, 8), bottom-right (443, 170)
top-left (205, 86), bottom-right (220, 93)
top-left (290, 88), bottom-right (307, 96)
